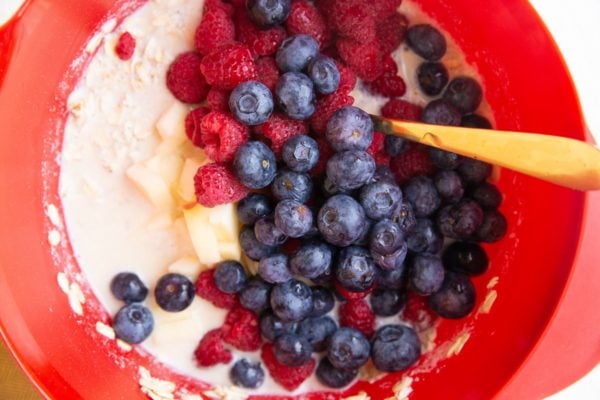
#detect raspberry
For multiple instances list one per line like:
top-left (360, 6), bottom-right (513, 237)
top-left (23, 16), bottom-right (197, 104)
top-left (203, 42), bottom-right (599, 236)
top-left (314, 0), bottom-right (334, 19)
top-left (185, 106), bottom-right (210, 147)
top-left (367, 131), bottom-right (386, 157)
top-left (285, 0), bottom-right (331, 48)
top-left (255, 57), bottom-right (280, 92)
top-left (261, 343), bottom-right (316, 390)
top-left (255, 113), bottom-right (309, 157)
top-left (390, 147), bottom-right (435, 185)
top-left (373, 0), bottom-right (404, 19)
top-left (194, 329), bottom-right (232, 367)
top-left (206, 88), bottom-right (230, 112)
top-left (166, 52), bottom-right (210, 104)
top-left (402, 293), bottom-right (438, 332)
top-left (115, 32), bottom-right (135, 60)
top-left (194, 163), bottom-right (249, 207)
top-left (366, 55), bottom-right (406, 97)
top-left (235, 11), bottom-right (287, 56)
top-left (377, 12), bottom-right (409, 54)
top-left (334, 281), bottom-right (375, 301)
top-left (200, 43), bottom-right (257, 90)
top-left (337, 38), bottom-right (383, 82)
top-left (374, 151), bottom-right (392, 167)
top-left (194, 8), bottom-right (235, 55)
top-left (203, 0), bottom-right (234, 16)
top-left (309, 136), bottom-right (334, 177)
top-left (195, 269), bottom-right (240, 308)
top-left (381, 98), bottom-right (423, 121)
top-left (330, 0), bottom-right (376, 42)
top-left (222, 306), bottom-right (262, 351)
top-left (309, 91), bottom-right (354, 134)
top-left (336, 61), bottom-right (357, 94)
top-left (339, 299), bottom-right (376, 339)
top-left (200, 111), bottom-right (250, 163)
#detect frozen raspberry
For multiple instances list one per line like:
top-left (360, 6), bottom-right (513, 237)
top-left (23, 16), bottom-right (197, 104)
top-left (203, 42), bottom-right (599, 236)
top-left (377, 12), bottom-right (409, 54)
top-left (222, 306), bottom-right (262, 351)
top-left (366, 55), bottom-right (406, 97)
top-left (255, 57), bottom-right (280, 92)
top-left (373, 0), bottom-right (404, 19)
top-left (309, 91), bottom-right (354, 134)
top-left (330, 0), bottom-right (376, 42)
top-left (339, 299), bottom-right (376, 339)
top-left (115, 32), bottom-right (135, 60)
top-left (367, 131), bottom-right (386, 157)
top-left (390, 147), bottom-right (435, 185)
top-left (402, 293), bottom-right (438, 332)
top-left (285, 1), bottom-right (331, 48)
top-left (206, 88), bottom-right (230, 112)
top-left (255, 113), bottom-right (309, 157)
top-left (195, 269), bottom-right (239, 308)
top-left (185, 106), bottom-right (210, 147)
top-left (235, 10), bottom-right (287, 56)
top-left (336, 61), bottom-right (357, 94)
top-left (381, 98), bottom-right (423, 121)
top-left (261, 343), bottom-right (316, 390)
top-left (194, 163), bottom-right (249, 207)
top-left (203, 0), bottom-right (234, 16)
top-left (166, 52), bottom-right (210, 104)
top-left (309, 136), bottom-right (334, 176)
top-left (200, 43), bottom-right (257, 90)
top-left (337, 38), bottom-right (383, 82)
top-left (200, 111), bottom-right (250, 163)
top-left (334, 281), bottom-right (375, 301)
top-left (194, 329), bottom-right (232, 367)
top-left (194, 8), bottom-right (235, 55)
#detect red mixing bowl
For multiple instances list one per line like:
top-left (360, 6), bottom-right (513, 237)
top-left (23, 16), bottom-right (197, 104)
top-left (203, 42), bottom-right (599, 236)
top-left (1, 0), bottom-right (599, 399)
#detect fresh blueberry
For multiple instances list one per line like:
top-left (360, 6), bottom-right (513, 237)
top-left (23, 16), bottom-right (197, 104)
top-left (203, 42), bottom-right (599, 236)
top-left (335, 246), bottom-right (376, 292)
top-left (470, 182), bottom-right (502, 210)
top-left (230, 358), bottom-right (265, 389)
top-left (275, 71), bottom-right (316, 120)
top-left (462, 113), bottom-right (492, 129)
top-left (406, 218), bottom-right (443, 254)
top-left (246, 0), bottom-right (291, 27)
top-left (258, 253), bottom-right (292, 284)
top-left (317, 195), bottom-right (367, 247)
top-left (155, 273), bottom-right (194, 312)
top-left (240, 225), bottom-right (277, 261)
top-left (309, 286), bottom-right (335, 317)
top-left (371, 324), bottom-right (421, 372)
top-left (326, 106), bottom-right (374, 152)
top-left (370, 288), bottom-right (407, 317)
top-left (369, 219), bottom-right (405, 255)
top-left (372, 165), bottom-right (396, 184)
top-left (312, 267), bottom-right (334, 286)
top-left (327, 327), bottom-right (370, 370)
top-left (434, 170), bottom-right (464, 204)
top-left (260, 311), bottom-right (297, 341)
top-left (282, 135), bottom-right (319, 173)
top-left (442, 241), bottom-right (489, 276)
top-left (409, 254), bottom-right (445, 295)
top-left (392, 201), bottom-right (417, 235)
top-left (237, 193), bottom-right (273, 225)
top-left (354, 217), bottom-right (373, 247)
top-left (229, 81), bottom-right (273, 125)
top-left (290, 240), bottom-right (333, 279)
top-left (113, 303), bottom-right (154, 344)
top-left (276, 34), bottom-right (319, 72)
top-left (384, 136), bottom-right (406, 157)
top-left (214, 260), bottom-right (247, 294)
top-left (274, 199), bottom-right (313, 238)
top-left (307, 55), bottom-right (340, 95)
top-left (443, 76), bottom-right (483, 114)
top-left (437, 199), bottom-right (484, 239)
top-left (321, 176), bottom-right (350, 198)
top-left (406, 24), bottom-right (447, 61)
top-left (428, 148), bottom-right (462, 170)
top-left (457, 158), bottom-right (492, 184)
top-left (110, 272), bottom-right (148, 303)
top-left (417, 62), bottom-right (449, 96)
top-left (274, 333), bottom-right (313, 366)
top-left (270, 279), bottom-right (314, 322)
top-left (255, 216), bottom-right (287, 246)
top-left (476, 209), bottom-right (508, 243)
top-left (359, 180), bottom-right (402, 220)
top-left (316, 358), bottom-right (358, 388)
top-left (271, 170), bottom-right (313, 203)
top-left (371, 242), bottom-right (408, 271)
top-left (404, 176), bottom-right (441, 217)
top-left (326, 150), bottom-right (375, 191)
top-left (428, 270), bottom-right (476, 319)
top-left (240, 278), bottom-right (272, 313)
top-left (234, 141), bottom-right (277, 189)
top-left (376, 264), bottom-right (407, 290)
top-left (421, 99), bottom-right (462, 126)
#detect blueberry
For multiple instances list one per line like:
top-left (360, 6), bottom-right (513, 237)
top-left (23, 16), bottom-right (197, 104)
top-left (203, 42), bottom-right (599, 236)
top-left (257, 253), bottom-right (291, 284)
top-left (457, 158), bottom-right (492, 184)
top-left (461, 113), bottom-right (492, 129)
top-left (309, 286), bottom-right (335, 317)
top-left (404, 176), bottom-right (441, 217)
top-left (274, 333), bottom-right (313, 366)
top-left (476, 209), bottom-right (508, 243)
top-left (369, 219), bottom-right (405, 255)
top-left (354, 217), bottom-right (373, 247)
top-left (406, 24), bottom-right (447, 61)
top-left (443, 76), bottom-right (483, 114)
top-left (321, 176), bottom-right (350, 198)
top-left (392, 201), bottom-right (417, 235)
top-left (421, 99), bottom-right (462, 126)
top-left (428, 270), bottom-right (476, 319)
top-left (326, 106), bottom-right (374, 152)
top-left (428, 148), bottom-right (462, 170)
top-left (437, 199), bottom-right (484, 239)
top-left (246, 0), bottom-right (291, 27)
top-left (275, 71), bottom-right (316, 120)
top-left (442, 241), bottom-right (489, 276)
top-left (214, 260), bottom-right (247, 294)
top-left (318, 195), bottom-right (367, 247)
top-left (290, 240), bottom-right (333, 279)
top-left (260, 311), bottom-right (297, 341)
top-left (312, 267), bottom-right (334, 286)
top-left (154, 273), bottom-right (194, 312)
top-left (407, 218), bottom-right (443, 254)
top-left (359, 181), bottom-right (402, 221)
top-left (237, 193), bottom-right (273, 225)
top-left (371, 242), bottom-right (408, 271)
top-left (327, 150), bottom-right (375, 191)
top-left (230, 358), bottom-right (265, 389)
top-left (270, 279), bottom-right (314, 322)
top-left (384, 136), bottom-right (406, 157)
top-left (335, 246), bottom-right (376, 292)
top-left (113, 303), bottom-right (154, 344)
top-left (370, 288), bottom-right (406, 316)
top-left (327, 327), bottom-right (370, 370)
top-left (240, 278), bottom-right (272, 313)
top-left (240, 225), bottom-right (277, 261)
top-left (229, 81), bottom-right (273, 125)
top-left (434, 170), bottom-right (464, 204)
top-left (255, 216), bottom-right (287, 246)
top-left (282, 135), bottom-right (319, 173)
top-left (271, 170), bottom-right (313, 203)
top-left (276, 34), bottom-right (319, 72)
top-left (371, 324), bottom-right (421, 372)
top-left (307, 55), bottom-right (340, 95)
top-left (409, 254), bottom-right (445, 295)
top-left (372, 165), bottom-right (396, 184)
top-left (376, 264), bottom-right (407, 290)
top-left (470, 182), bottom-right (502, 210)
top-left (110, 272), bottom-right (148, 303)
top-left (234, 141), bottom-right (277, 189)
top-left (417, 62), bottom-right (449, 96)
top-left (274, 199), bottom-right (313, 238)
top-left (316, 358), bottom-right (358, 388)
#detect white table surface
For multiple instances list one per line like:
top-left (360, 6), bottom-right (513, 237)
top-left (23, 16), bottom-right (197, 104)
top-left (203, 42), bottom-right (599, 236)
top-left (1, 0), bottom-right (599, 398)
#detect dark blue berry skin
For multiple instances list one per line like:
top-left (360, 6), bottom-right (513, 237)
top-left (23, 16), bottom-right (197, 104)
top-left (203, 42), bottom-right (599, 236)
top-left (316, 358), bottom-right (358, 388)
top-left (335, 246), bottom-right (376, 292)
top-left (290, 240), bottom-right (333, 279)
top-left (470, 182), bottom-right (502, 210)
top-left (371, 325), bottom-right (421, 372)
top-left (276, 34), bottom-right (319, 72)
top-left (270, 279), bottom-right (314, 322)
top-left (409, 254), bottom-right (445, 296)
top-left (113, 303), bottom-right (154, 344)
top-left (428, 270), bottom-right (476, 319)
top-left (318, 195), bottom-right (367, 247)
top-left (326, 150), bottom-right (375, 191)
top-left (246, 0), bottom-right (291, 28)
top-left (428, 148), bottom-right (462, 170)
top-left (457, 158), bottom-right (492, 184)
top-left (275, 72), bottom-right (316, 120)
top-left (442, 241), bottom-right (489, 276)
top-left (407, 218), bottom-right (443, 254)
top-left (155, 273), bottom-right (194, 312)
top-left (359, 180), bottom-right (402, 220)
top-left (417, 62), bottom-right (449, 96)
top-left (437, 199), bottom-right (484, 239)
top-left (462, 114), bottom-right (492, 129)
top-left (259, 253), bottom-right (292, 284)
top-left (370, 288), bottom-right (407, 316)
top-left (234, 141), bottom-right (277, 189)
top-left (240, 225), bottom-right (277, 261)
top-left (354, 217), bottom-right (373, 247)
top-left (309, 286), bottom-right (335, 317)
top-left (230, 358), bottom-right (265, 389)
top-left (282, 135), bottom-right (319, 173)
top-left (327, 327), bottom-right (370, 370)
top-left (271, 170), bottom-right (313, 203)
top-left (434, 170), bottom-right (464, 204)
top-left (321, 176), bottom-right (350, 198)
top-left (384, 136), bottom-right (406, 157)
top-left (406, 24), bottom-right (447, 61)
top-left (476, 210), bottom-right (508, 243)
top-left (229, 81), bottom-right (273, 125)
top-left (372, 165), bottom-right (396, 184)
top-left (240, 278), bottom-right (272, 314)
top-left (376, 264), bottom-right (407, 289)
top-left (255, 216), bottom-right (287, 246)
top-left (372, 242), bottom-right (408, 271)
top-left (369, 219), bottom-right (405, 255)
top-left (404, 176), bottom-right (441, 217)
top-left (326, 106), bottom-right (374, 152)
top-left (237, 193), bottom-right (273, 225)
top-left (214, 261), bottom-right (247, 294)
top-left (307, 55), bottom-right (340, 95)
top-left (260, 311), bottom-right (297, 341)
top-left (392, 201), bottom-right (417, 235)
top-left (110, 272), bottom-right (148, 304)
top-left (421, 99), bottom-right (462, 126)
top-left (274, 333), bottom-right (313, 366)
top-left (274, 199), bottom-right (313, 238)
top-left (443, 76), bottom-right (483, 114)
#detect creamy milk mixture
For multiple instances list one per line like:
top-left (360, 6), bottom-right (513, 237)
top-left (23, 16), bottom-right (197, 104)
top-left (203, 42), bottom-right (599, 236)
top-left (59, 0), bottom-right (489, 396)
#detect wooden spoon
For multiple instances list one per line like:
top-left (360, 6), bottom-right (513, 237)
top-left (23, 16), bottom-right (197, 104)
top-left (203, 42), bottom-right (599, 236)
top-left (371, 115), bottom-right (600, 191)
